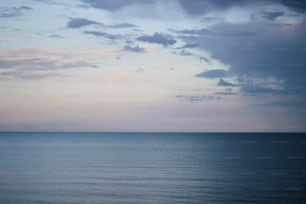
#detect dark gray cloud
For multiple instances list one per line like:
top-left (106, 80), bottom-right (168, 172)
top-left (260, 11), bottom-right (285, 20)
top-left (20, 6), bottom-right (32, 10)
top-left (49, 34), bottom-right (64, 39)
top-left (195, 69), bottom-right (230, 78)
top-left (0, 6), bottom-right (32, 18)
top-left (200, 57), bottom-right (210, 63)
top-left (176, 95), bottom-right (221, 102)
top-left (81, 0), bottom-right (153, 11)
top-left (67, 18), bottom-right (137, 30)
top-left (173, 46), bottom-right (211, 64)
top-left (281, 0), bottom-right (306, 13)
top-left (125, 39), bottom-right (134, 44)
top-left (31, 0), bottom-right (57, 4)
top-left (123, 45), bottom-right (145, 53)
top-left (136, 32), bottom-right (176, 47)
top-left (84, 31), bottom-right (122, 40)
top-left (177, 0), bottom-right (246, 15)
top-left (173, 28), bottom-right (213, 36)
top-left (178, 0), bottom-right (306, 16)
top-left (240, 83), bottom-right (289, 95)
top-left (178, 44), bottom-right (199, 49)
top-left (81, 0), bottom-right (306, 15)
top-left (173, 28), bottom-right (257, 37)
top-left (67, 18), bottom-right (101, 28)
top-left (110, 23), bottom-right (138, 28)
top-left (250, 99), bottom-right (306, 107)
top-left (215, 91), bottom-right (238, 95)
top-left (182, 18), bottom-right (306, 100)
top-left (217, 78), bottom-right (238, 87)
top-left (172, 50), bottom-right (195, 57)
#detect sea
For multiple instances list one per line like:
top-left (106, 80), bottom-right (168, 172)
top-left (0, 132), bottom-right (305, 204)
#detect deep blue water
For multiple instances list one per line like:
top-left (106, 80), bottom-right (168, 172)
top-left (0, 132), bottom-right (305, 204)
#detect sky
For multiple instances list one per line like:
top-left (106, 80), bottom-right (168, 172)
top-left (0, 0), bottom-right (306, 132)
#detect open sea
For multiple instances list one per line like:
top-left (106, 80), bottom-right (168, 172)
top-left (0, 132), bottom-right (305, 204)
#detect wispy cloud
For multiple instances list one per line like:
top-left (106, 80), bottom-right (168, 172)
top-left (176, 95), bottom-right (221, 102)
top-left (0, 70), bottom-right (64, 80)
top-left (0, 48), bottom-right (120, 79)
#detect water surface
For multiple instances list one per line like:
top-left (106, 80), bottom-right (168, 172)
top-left (0, 133), bottom-right (305, 203)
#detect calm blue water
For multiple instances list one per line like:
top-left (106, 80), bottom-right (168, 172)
top-left (0, 133), bottom-right (305, 204)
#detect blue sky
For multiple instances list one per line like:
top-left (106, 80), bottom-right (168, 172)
top-left (0, 0), bottom-right (305, 132)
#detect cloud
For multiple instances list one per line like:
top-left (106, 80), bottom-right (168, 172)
top-left (177, 44), bottom-right (199, 49)
top-left (260, 11), bottom-right (285, 20)
top-left (0, 48), bottom-right (120, 79)
top-left (49, 34), bottom-right (64, 39)
top-left (135, 67), bottom-right (144, 73)
top-left (250, 99), bottom-right (306, 107)
top-left (109, 23), bottom-right (138, 28)
top-left (200, 57), bottom-right (210, 63)
top-left (217, 78), bottom-right (238, 87)
top-left (182, 15), bottom-right (306, 100)
top-left (0, 57), bottom-right (93, 80)
top-left (215, 92), bottom-right (238, 95)
top-left (84, 31), bottom-right (122, 40)
top-left (67, 18), bottom-right (138, 30)
top-left (20, 6), bottom-right (32, 10)
top-left (0, 6), bottom-right (32, 18)
top-left (176, 95), bottom-right (221, 102)
top-left (240, 83), bottom-right (289, 95)
top-left (177, 0), bottom-right (246, 16)
top-left (173, 28), bottom-right (213, 36)
top-left (172, 50), bottom-right (195, 57)
top-left (195, 69), bottom-right (230, 78)
top-left (0, 70), bottom-right (63, 80)
top-left (174, 27), bottom-right (256, 37)
top-left (81, 0), bottom-right (153, 11)
top-left (31, 0), bottom-right (57, 4)
top-left (177, 0), bottom-right (305, 16)
top-left (66, 18), bottom-right (101, 28)
top-left (0, 38), bottom-right (12, 43)
top-left (123, 45), bottom-right (145, 53)
top-left (0, 56), bottom-right (95, 70)
top-left (281, 0), bottom-right (306, 13)
top-left (136, 32), bottom-right (176, 47)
